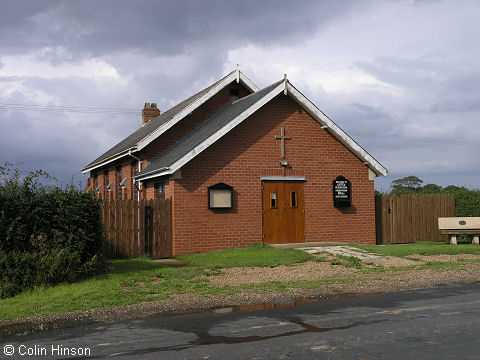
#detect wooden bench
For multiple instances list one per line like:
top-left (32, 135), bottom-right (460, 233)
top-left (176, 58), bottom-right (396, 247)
top-left (438, 217), bottom-right (480, 245)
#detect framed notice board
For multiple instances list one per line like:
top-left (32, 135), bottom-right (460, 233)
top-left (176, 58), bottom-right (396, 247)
top-left (333, 175), bottom-right (351, 208)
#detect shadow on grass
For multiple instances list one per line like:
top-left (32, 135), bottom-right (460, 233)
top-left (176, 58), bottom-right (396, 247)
top-left (107, 258), bottom-right (168, 275)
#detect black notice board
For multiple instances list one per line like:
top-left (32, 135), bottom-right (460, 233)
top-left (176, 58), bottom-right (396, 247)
top-left (333, 175), bottom-right (351, 208)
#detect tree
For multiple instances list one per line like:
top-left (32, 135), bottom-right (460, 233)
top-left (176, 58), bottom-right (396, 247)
top-left (390, 176), bottom-right (424, 194)
top-left (419, 183), bottom-right (443, 194)
top-left (443, 185), bottom-right (464, 193)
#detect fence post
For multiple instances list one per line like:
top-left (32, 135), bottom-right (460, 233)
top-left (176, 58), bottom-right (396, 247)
top-left (145, 202), bottom-right (153, 257)
top-left (375, 195), bottom-right (382, 245)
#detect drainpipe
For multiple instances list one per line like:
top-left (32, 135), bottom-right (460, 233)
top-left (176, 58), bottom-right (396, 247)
top-left (128, 149), bottom-right (142, 201)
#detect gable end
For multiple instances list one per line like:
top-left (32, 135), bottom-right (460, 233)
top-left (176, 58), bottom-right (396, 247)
top-left (286, 82), bottom-right (388, 177)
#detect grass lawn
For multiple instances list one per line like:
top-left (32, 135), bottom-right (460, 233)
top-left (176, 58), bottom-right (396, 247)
top-left (175, 242), bottom-right (313, 268)
top-left (353, 241), bottom-right (480, 257)
top-left (0, 244), bottom-right (313, 321)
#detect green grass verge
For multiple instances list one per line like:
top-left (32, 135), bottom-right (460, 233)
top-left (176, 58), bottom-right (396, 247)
top-left (352, 242), bottom-right (480, 257)
top-left (0, 245), bottom-right (313, 320)
top-left (176, 243), bottom-right (314, 268)
top-left (0, 258), bottom-right (187, 320)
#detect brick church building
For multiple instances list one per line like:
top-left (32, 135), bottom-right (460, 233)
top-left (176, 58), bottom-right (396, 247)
top-left (82, 68), bottom-right (387, 255)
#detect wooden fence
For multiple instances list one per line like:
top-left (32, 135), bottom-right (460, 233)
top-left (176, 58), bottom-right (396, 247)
top-left (375, 194), bottom-right (455, 244)
top-left (101, 199), bottom-right (172, 258)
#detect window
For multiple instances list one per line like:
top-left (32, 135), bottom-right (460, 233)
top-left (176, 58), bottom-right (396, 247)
top-left (116, 167), bottom-right (122, 200)
top-left (270, 192), bottom-right (277, 208)
top-left (230, 89), bottom-right (239, 102)
top-left (291, 191), bottom-right (297, 208)
top-left (154, 182), bottom-right (165, 200)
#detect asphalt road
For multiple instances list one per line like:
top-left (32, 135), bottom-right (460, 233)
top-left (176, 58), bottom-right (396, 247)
top-left (2, 283), bottom-right (480, 359)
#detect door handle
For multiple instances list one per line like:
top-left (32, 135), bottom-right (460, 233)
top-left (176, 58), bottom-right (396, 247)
top-left (282, 204), bottom-right (286, 211)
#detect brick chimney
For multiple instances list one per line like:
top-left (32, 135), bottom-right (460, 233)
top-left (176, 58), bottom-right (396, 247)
top-left (142, 102), bottom-right (160, 125)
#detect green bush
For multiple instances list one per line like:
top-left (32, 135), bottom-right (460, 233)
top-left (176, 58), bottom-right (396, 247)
top-left (420, 185), bottom-right (480, 217)
top-left (446, 187), bottom-right (480, 217)
top-left (0, 164), bottom-right (107, 298)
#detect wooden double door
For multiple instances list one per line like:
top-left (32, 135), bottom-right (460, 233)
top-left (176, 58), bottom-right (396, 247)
top-left (262, 181), bottom-right (305, 244)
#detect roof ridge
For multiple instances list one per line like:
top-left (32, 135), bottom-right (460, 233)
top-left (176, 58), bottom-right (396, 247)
top-left (230, 79), bottom-right (283, 104)
top-left (137, 80), bottom-right (285, 178)
top-left (144, 70), bottom-right (237, 128)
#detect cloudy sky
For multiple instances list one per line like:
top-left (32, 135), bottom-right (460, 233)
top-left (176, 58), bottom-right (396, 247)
top-left (0, 0), bottom-right (479, 191)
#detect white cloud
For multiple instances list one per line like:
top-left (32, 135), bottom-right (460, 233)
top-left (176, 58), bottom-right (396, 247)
top-left (0, 52), bottom-right (119, 79)
top-left (0, 78), bottom-right (56, 104)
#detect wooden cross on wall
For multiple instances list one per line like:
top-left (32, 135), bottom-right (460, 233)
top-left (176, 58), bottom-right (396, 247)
top-left (275, 127), bottom-right (291, 159)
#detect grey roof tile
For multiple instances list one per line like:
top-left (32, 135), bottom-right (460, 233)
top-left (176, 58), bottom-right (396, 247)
top-left (137, 80), bottom-right (283, 178)
top-left (83, 71), bottom-right (237, 170)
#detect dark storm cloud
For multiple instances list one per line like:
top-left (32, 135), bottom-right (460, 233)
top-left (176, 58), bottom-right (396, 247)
top-left (0, 0), bottom-right (360, 61)
top-left (0, 108), bottom-right (93, 185)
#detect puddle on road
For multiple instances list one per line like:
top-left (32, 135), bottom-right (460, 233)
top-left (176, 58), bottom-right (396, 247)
top-left (1, 293), bottom-right (372, 340)
top-left (161, 299), bottom-right (324, 319)
top-left (1, 301), bottom-right (317, 339)
top-left (79, 320), bottom-right (359, 358)
top-left (194, 319), bottom-right (355, 345)
top-left (211, 299), bottom-right (315, 314)
top-left (166, 292), bottom-right (379, 319)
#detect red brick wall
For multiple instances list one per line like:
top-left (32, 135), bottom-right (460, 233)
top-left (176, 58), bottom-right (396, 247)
top-left (169, 94), bottom-right (376, 255)
top-left (143, 178), bottom-right (171, 199)
top-left (90, 160), bottom-right (139, 200)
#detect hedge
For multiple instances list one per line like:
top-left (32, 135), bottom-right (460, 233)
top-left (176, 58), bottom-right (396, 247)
top-left (417, 186), bottom-right (480, 217)
top-left (0, 164), bottom-right (107, 298)
top-left (449, 188), bottom-right (480, 217)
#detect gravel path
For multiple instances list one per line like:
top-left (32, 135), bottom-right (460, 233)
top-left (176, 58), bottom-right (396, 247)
top-left (206, 261), bottom-right (355, 286)
top-left (1, 252), bottom-right (480, 337)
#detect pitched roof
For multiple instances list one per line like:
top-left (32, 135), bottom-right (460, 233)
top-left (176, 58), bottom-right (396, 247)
top-left (135, 78), bottom-right (388, 181)
top-left (81, 69), bottom-right (259, 173)
top-left (136, 81), bottom-right (284, 180)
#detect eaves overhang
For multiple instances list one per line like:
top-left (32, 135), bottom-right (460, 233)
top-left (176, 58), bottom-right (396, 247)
top-left (81, 147), bottom-right (137, 174)
top-left (133, 167), bottom-right (171, 181)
